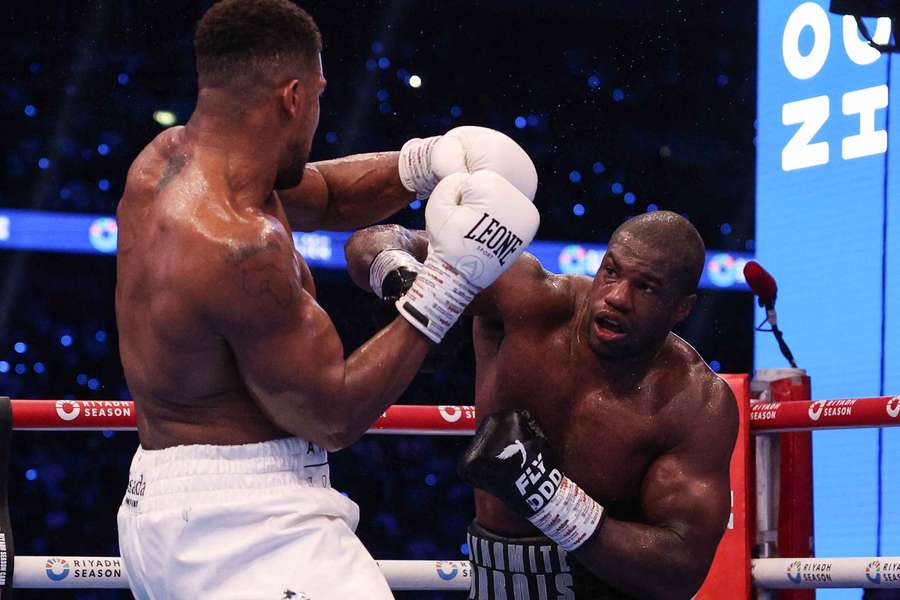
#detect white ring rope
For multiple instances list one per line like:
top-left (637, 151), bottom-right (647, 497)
top-left (13, 555), bottom-right (900, 590)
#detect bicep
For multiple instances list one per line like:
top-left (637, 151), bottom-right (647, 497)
top-left (641, 390), bottom-right (738, 555)
top-left (641, 451), bottom-right (730, 550)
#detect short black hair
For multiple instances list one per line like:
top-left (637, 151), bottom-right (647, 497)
top-left (610, 211), bottom-right (706, 295)
top-left (195, 0), bottom-right (322, 87)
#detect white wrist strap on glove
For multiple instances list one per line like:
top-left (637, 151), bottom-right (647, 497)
top-left (395, 253), bottom-right (480, 343)
top-left (398, 136), bottom-right (441, 199)
top-left (528, 476), bottom-right (605, 551)
top-left (369, 249), bottom-right (422, 299)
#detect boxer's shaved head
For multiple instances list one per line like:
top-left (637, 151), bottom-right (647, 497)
top-left (609, 211), bottom-right (706, 295)
top-left (195, 0), bottom-right (322, 90)
top-left (586, 211), bottom-right (705, 360)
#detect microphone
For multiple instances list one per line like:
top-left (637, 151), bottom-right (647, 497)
top-left (743, 261), bottom-right (797, 368)
top-left (743, 261), bottom-right (778, 326)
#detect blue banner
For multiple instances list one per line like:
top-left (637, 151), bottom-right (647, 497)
top-left (0, 208), bottom-right (752, 291)
top-left (757, 0), bottom-right (899, 581)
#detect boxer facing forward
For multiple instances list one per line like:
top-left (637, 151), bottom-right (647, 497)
top-left (346, 211), bottom-right (738, 599)
top-left (114, 1), bottom-right (539, 598)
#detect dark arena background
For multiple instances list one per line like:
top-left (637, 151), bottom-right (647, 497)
top-left (3, 1), bottom-right (762, 598)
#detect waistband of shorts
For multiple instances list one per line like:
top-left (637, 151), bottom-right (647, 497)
top-left (467, 521), bottom-right (568, 574)
top-left (127, 437), bottom-right (330, 496)
top-left (467, 521), bottom-right (630, 599)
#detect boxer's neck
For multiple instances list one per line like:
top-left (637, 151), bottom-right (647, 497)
top-left (185, 89), bottom-right (282, 209)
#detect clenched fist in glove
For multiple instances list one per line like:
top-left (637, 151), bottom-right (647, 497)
top-left (395, 170), bottom-right (539, 343)
top-left (398, 126), bottom-right (538, 201)
top-left (459, 409), bottom-right (607, 552)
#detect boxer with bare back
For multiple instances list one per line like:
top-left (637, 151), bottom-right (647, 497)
top-left (346, 211), bottom-right (738, 599)
top-left (113, 1), bottom-right (540, 598)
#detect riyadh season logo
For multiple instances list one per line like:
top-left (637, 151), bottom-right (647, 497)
top-left (786, 560), bottom-right (803, 584)
top-left (438, 406), bottom-right (462, 423)
top-left (435, 561), bottom-right (458, 581)
top-left (887, 397), bottom-right (900, 419)
top-left (45, 558), bottom-right (70, 581)
top-left (808, 401), bottom-right (825, 421)
top-left (55, 400), bottom-right (81, 421)
top-left (866, 560), bottom-right (882, 584)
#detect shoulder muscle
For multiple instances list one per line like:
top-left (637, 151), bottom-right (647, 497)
top-left (468, 252), bottom-right (574, 324)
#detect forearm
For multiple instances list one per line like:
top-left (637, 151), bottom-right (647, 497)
top-left (574, 517), bottom-right (708, 599)
top-left (328, 316), bottom-right (431, 448)
top-left (344, 225), bottom-right (427, 292)
top-left (286, 152), bottom-right (412, 231)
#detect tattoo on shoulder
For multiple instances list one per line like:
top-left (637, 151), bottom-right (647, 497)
top-left (226, 239), bottom-right (301, 309)
top-left (226, 239), bottom-right (283, 264)
top-left (154, 154), bottom-right (186, 194)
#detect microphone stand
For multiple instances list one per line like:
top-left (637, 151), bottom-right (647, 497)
top-left (755, 300), bottom-right (798, 368)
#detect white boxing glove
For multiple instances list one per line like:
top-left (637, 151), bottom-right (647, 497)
top-left (398, 126), bottom-right (538, 201)
top-left (396, 170), bottom-right (540, 343)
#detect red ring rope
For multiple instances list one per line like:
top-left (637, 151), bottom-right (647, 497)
top-left (6, 396), bottom-right (900, 432)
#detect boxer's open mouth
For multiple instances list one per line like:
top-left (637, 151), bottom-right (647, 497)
top-left (593, 315), bottom-right (627, 339)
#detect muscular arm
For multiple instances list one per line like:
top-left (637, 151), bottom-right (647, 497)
top-left (573, 379), bottom-right (738, 599)
top-left (344, 224), bottom-right (550, 321)
top-left (344, 224), bottom-right (427, 292)
top-left (278, 152), bottom-right (413, 232)
top-left (200, 228), bottom-right (431, 452)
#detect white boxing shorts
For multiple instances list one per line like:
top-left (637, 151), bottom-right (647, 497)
top-left (117, 437), bottom-right (393, 600)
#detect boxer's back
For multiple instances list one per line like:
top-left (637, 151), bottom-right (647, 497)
top-left (116, 127), bottom-right (291, 449)
top-left (473, 274), bottom-right (723, 536)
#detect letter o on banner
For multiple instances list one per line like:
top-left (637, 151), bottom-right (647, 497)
top-left (843, 16), bottom-right (892, 66)
top-left (783, 2), bottom-right (831, 80)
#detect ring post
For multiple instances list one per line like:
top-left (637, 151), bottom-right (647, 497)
top-left (751, 369), bottom-right (814, 600)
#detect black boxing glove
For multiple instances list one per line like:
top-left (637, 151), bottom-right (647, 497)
top-left (458, 409), bottom-right (606, 551)
top-left (368, 249), bottom-right (421, 302)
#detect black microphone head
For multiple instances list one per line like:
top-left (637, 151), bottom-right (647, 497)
top-left (743, 260), bottom-right (778, 305)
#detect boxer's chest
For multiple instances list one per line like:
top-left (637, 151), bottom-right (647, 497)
top-left (484, 331), bottom-right (670, 513)
top-left (553, 387), bottom-right (665, 513)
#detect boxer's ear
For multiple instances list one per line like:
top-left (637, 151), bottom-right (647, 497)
top-left (673, 293), bottom-right (696, 325)
top-left (279, 79), bottom-right (302, 118)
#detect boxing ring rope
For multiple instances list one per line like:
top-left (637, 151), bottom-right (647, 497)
top-left (5, 395), bottom-right (900, 591)
top-left (11, 555), bottom-right (900, 590)
top-left (12, 557), bottom-right (475, 591)
top-left (9, 395), bottom-right (900, 432)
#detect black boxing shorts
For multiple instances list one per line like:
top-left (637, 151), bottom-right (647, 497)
top-left (466, 521), bottom-right (634, 599)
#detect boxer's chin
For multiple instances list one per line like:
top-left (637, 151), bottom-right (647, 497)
top-left (587, 324), bottom-right (630, 360)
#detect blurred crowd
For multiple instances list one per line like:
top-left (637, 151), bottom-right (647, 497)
top-left (2, 2), bottom-right (755, 597)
